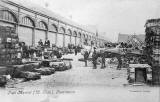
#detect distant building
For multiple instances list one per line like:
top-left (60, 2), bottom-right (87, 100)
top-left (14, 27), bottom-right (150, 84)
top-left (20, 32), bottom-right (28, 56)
top-left (118, 33), bottom-right (145, 48)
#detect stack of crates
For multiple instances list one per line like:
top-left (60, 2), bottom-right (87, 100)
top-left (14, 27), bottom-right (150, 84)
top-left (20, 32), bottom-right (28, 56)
top-left (0, 26), bottom-right (18, 66)
top-left (145, 19), bottom-right (160, 84)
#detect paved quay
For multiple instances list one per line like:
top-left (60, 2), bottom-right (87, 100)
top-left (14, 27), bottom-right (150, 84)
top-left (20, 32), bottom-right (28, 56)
top-left (0, 53), bottom-right (159, 102)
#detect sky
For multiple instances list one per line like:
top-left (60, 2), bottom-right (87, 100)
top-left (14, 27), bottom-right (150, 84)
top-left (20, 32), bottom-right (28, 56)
top-left (29, 0), bottom-right (160, 42)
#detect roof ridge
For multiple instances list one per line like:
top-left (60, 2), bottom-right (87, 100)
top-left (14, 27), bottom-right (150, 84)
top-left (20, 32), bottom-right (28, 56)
top-left (6, 0), bottom-right (95, 34)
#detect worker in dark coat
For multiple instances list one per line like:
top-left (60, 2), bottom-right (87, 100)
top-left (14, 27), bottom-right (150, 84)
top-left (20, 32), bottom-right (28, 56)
top-left (92, 47), bottom-right (98, 69)
top-left (117, 55), bottom-right (122, 70)
top-left (84, 50), bottom-right (89, 67)
top-left (43, 49), bottom-right (49, 59)
top-left (75, 46), bottom-right (78, 55)
top-left (44, 39), bottom-right (50, 48)
top-left (101, 52), bottom-right (106, 68)
top-left (38, 39), bottom-right (43, 47)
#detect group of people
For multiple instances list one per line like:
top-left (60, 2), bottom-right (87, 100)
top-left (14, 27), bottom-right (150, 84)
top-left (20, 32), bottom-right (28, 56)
top-left (38, 39), bottom-right (50, 48)
top-left (42, 47), bottom-right (62, 60)
top-left (15, 38), bottom-right (64, 64)
top-left (83, 47), bottom-right (106, 69)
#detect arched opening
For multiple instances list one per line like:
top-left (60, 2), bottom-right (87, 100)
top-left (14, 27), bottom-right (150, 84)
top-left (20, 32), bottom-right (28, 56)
top-left (83, 34), bottom-right (86, 38)
top-left (77, 32), bottom-right (81, 46)
top-left (78, 32), bottom-right (81, 37)
top-left (65, 29), bottom-right (72, 46)
top-left (0, 10), bottom-right (18, 29)
top-left (81, 34), bottom-right (86, 45)
top-left (21, 16), bottom-right (35, 27)
top-left (57, 27), bottom-right (65, 47)
top-left (50, 24), bottom-right (58, 32)
top-left (73, 31), bottom-right (77, 36)
top-left (67, 29), bottom-right (72, 35)
top-left (19, 16), bottom-right (35, 46)
top-left (59, 27), bottom-right (65, 34)
top-left (88, 35), bottom-right (92, 45)
top-left (48, 24), bottom-right (58, 46)
top-left (86, 35), bottom-right (88, 39)
top-left (71, 31), bottom-right (77, 45)
top-left (0, 10), bottom-right (18, 24)
top-left (38, 21), bottom-right (48, 30)
top-left (35, 20), bottom-right (48, 46)
top-left (84, 34), bottom-right (89, 45)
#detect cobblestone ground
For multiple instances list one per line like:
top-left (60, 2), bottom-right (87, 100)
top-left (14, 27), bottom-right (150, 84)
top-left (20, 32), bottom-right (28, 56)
top-left (0, 53), bottom-right (160, 102)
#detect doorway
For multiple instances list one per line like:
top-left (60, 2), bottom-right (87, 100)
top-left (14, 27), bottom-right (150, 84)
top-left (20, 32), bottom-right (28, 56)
top-left (135, 68), bottom-right (147, 83)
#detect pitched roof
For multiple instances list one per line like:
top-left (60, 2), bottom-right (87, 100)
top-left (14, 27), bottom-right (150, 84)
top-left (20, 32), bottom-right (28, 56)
top-left (118, 34), bottom-right (145, 43)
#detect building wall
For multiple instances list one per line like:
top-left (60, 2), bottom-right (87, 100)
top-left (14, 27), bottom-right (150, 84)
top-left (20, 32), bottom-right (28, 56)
top-left (0, 0), bottom-right (105, 48)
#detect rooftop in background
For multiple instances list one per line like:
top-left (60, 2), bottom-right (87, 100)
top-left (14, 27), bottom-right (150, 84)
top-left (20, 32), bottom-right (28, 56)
top-left (4, 0), bottom-right (96, 34)
top-left (146, 18), bottom-right (160, 24)
top-left (118, 33), bottom-right (145, 44)
top-left (145, 18), bottom-right (160, 28)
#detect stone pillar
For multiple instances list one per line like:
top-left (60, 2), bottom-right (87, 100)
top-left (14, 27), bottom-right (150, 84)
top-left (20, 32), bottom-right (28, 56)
top-left (45, 30), bottom-right (48, 40)
top-left (55, 21), bottom-right (60, 46)
top-left (32, 28), bottom-right (35, 46)
top-left (46, 18), bottom-right (49, 41)
top-left (63, 34), bottom-right (65, 47)
top-left (75, 36), bottom-right (77, 46)
top-left (16, 7), bottom-right (20, 41)
top-left (70, 35), bottom-right (71, 44)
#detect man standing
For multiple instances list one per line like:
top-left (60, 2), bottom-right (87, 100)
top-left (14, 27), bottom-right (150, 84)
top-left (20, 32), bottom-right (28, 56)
top-left (92, 47), bottom-right (98, 69)
top-left (44, 39), bottom-right (50, 48)
top-left (84, 50), bottom-right (89, 67)
top-left (75, 46), bottom-right (78, 55)
top-left (101, 52), bottom-right (106, 68)
top-left (38, 39), bottom-right (43, 47)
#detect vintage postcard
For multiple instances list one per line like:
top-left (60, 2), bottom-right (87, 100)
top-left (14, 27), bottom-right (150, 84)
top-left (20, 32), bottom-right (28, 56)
top-left (0, 0), bottom-right (160, 102)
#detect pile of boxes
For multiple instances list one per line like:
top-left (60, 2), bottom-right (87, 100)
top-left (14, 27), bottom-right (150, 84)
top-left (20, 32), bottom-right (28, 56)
top-left (0, 26), bottom-right (18, 65)
top-left (145, 19), bottom-right (160, 84)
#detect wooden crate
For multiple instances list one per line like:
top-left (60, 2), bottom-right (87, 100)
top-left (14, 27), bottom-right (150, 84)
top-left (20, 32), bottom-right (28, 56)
top-left (0, 26), bottom-right (18, 65)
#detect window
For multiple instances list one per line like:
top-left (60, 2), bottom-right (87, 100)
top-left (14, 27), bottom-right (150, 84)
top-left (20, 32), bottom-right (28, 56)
top-left (0, 10), bottom-right (16, 23)
top-left (67, 29), bottom-right (72, 35)
top-left (86, 35), bottom-right (88, 39)
top-left (21, 16), bottom-right (34, 27)
top-left (83, 34), bottom-right (85, 38)
top-left (78, 32), bottom-right (81, 37)
top-left (38, 21), bottom-right (47, 30)
top-left (59, 27), bottom-right (65, 34)
top-left (73, 31), bottom-right (77, 37)
top-left (50, 24), bottom-right (57, 32)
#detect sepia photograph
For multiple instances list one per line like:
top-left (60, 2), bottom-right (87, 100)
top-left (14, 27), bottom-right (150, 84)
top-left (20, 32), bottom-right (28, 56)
top-left (0, 0), bottom-right (160, 102)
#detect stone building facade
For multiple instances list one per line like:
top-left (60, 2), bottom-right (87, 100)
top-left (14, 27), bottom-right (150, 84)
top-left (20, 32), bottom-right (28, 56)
top-left (0, 0), bottom-right (107, 48)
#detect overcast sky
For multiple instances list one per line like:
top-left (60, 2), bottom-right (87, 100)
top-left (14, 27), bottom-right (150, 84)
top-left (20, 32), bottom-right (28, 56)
top-left (30, 0), bottom-right (160, 42)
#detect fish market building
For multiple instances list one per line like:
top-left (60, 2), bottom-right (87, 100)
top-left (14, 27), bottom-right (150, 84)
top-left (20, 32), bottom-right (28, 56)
top-left (0, 0), bottom-right (107, 48)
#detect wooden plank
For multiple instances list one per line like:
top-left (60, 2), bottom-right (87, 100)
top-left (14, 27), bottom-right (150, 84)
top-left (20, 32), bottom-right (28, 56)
top-left (129, 64), bottom-right (151, 68)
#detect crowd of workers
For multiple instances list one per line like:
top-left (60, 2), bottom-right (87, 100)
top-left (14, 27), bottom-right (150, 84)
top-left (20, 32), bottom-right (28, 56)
top-left (16, 38), bottom-right (144, 69)
top-left (81, 41), bottom-right (146, 69)
top-left (15, 38), bottom-right (83, 64)
top-left (82, 47), bottom-right (102, 69)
